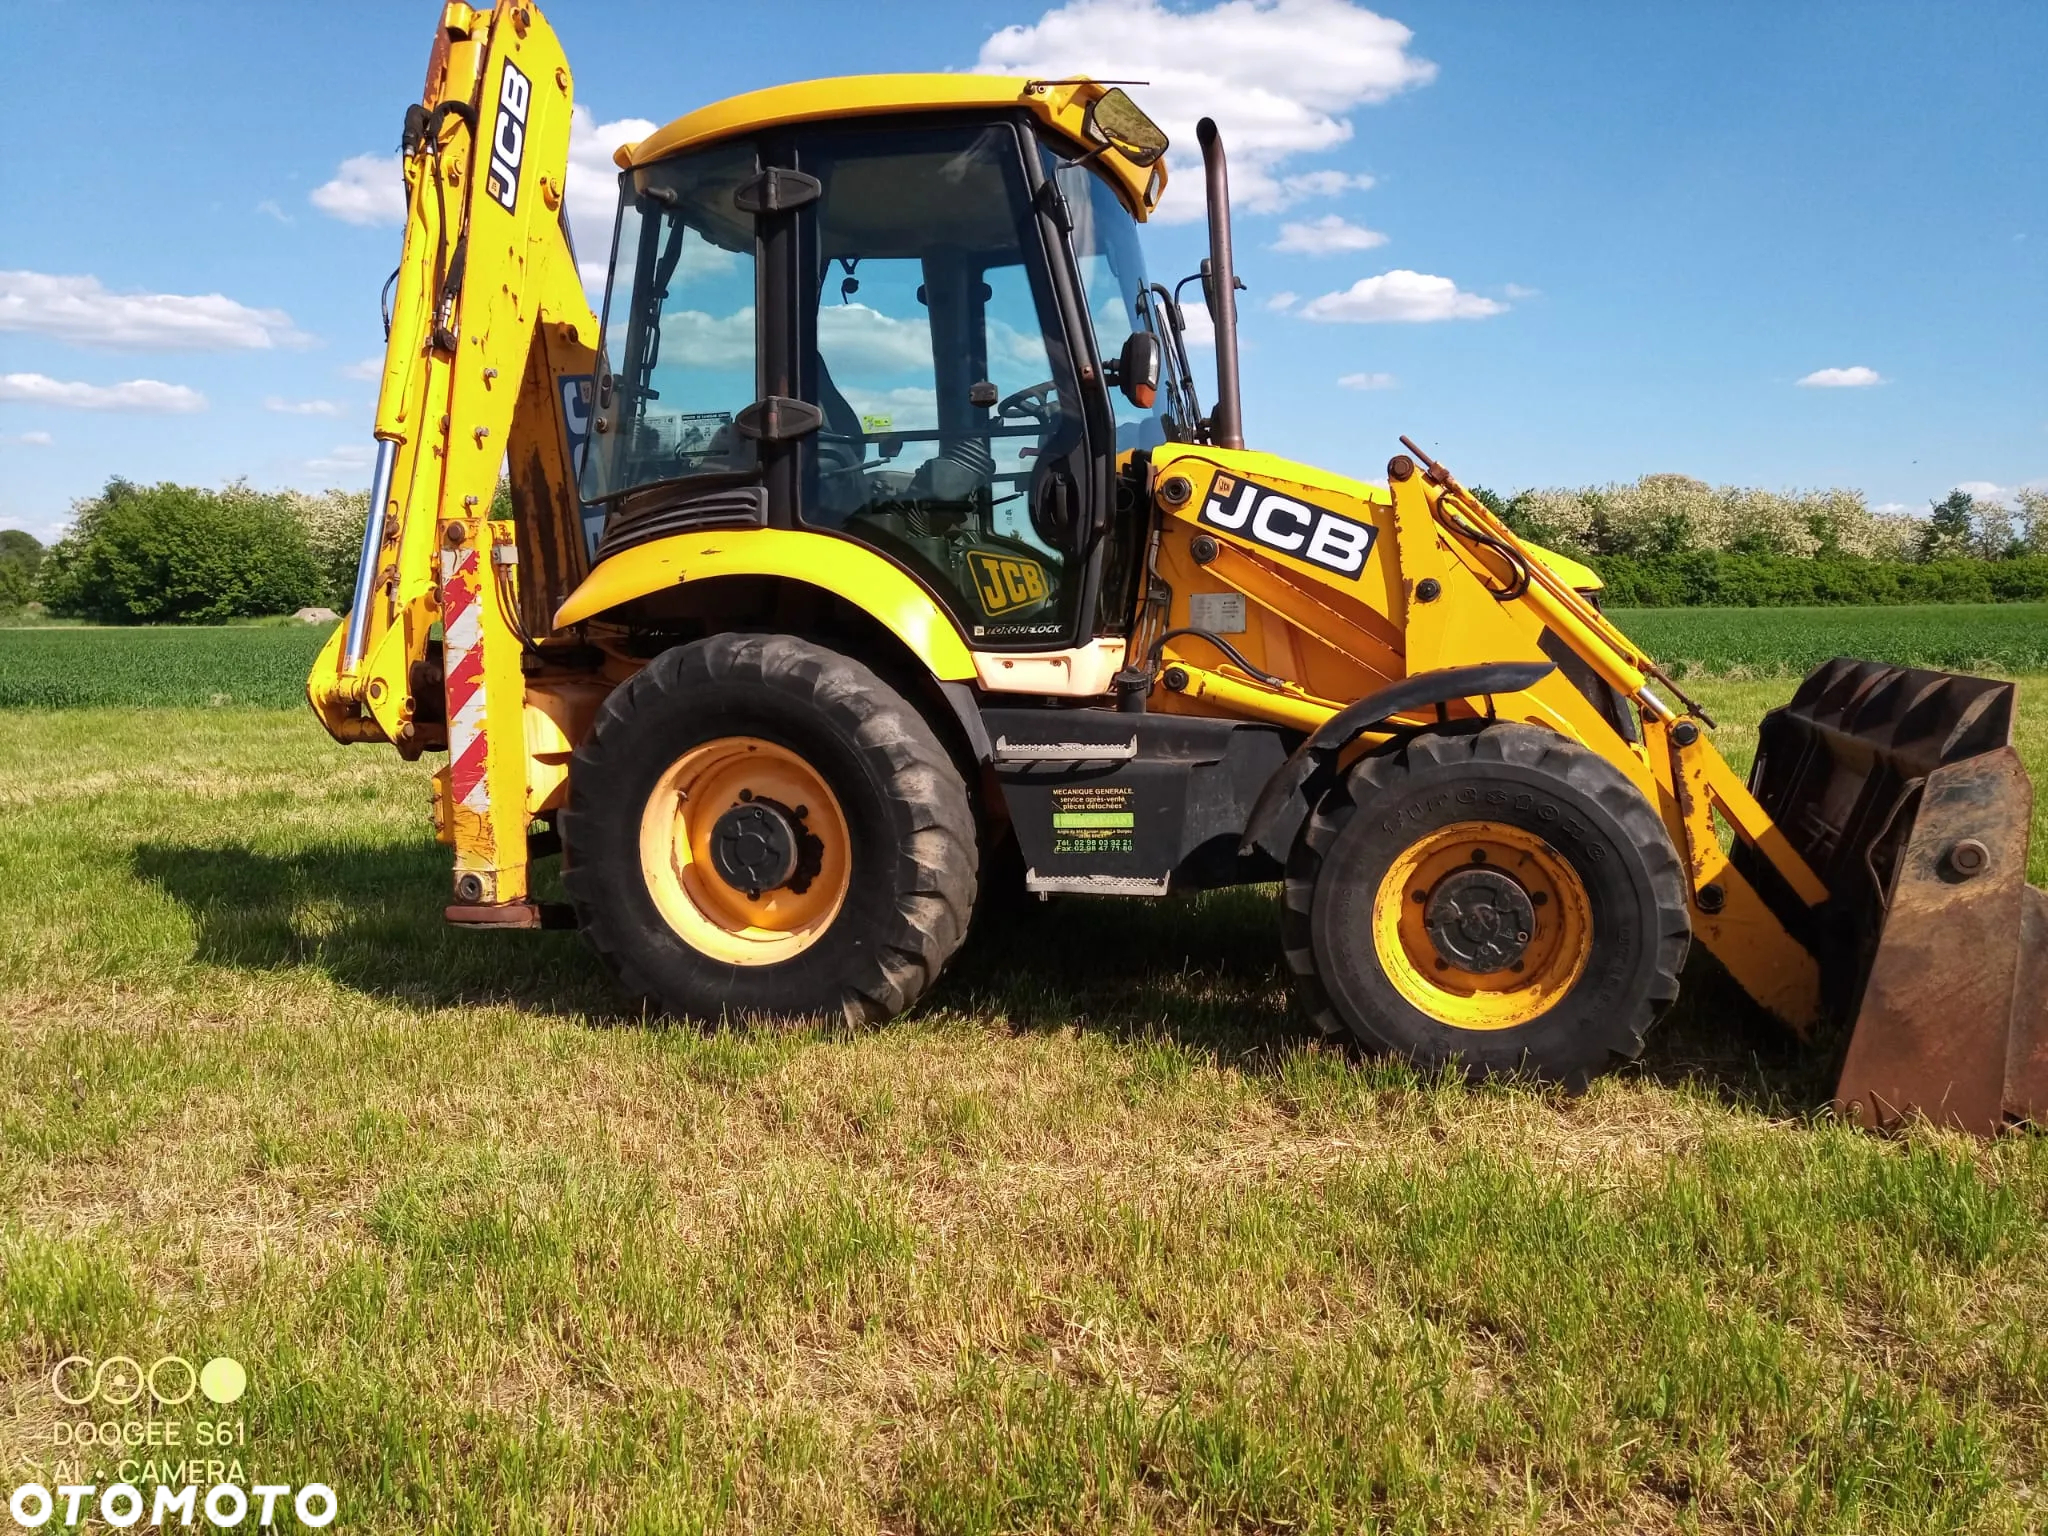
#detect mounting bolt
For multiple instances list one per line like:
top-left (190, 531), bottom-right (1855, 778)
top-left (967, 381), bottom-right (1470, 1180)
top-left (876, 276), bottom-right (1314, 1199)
top-left (1189, 534), bottom-right (1220, 564)
top-left (1415, 577), bottom-right (1442, 603)
top-left (444, 524), bottom-right (467, 547)
top-left (1387, 455), bottom-right (1416, 482)
top-left (1948, 838), bottom-right (1990, 878)
top-left (454, 873), bottom-right (485, 903)
top-left (1672, 719), bottom-right (1701, 746)
top-left (1162, 666), bottom-right (1189, 693)
top-left (1697, 882), bottom-right (1726, 914)
top-left (473, 424), bottom-right (490, 445)
top-left (1158, 474), bottom-right (1193, 508)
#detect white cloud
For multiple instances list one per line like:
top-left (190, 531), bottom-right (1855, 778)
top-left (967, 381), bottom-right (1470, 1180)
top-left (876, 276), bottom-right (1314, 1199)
top-left (1298, 270), bottom-right (1506, 323)
top-left (305, 443), bottom-right (377, 479)
top-left (310, 154), bottom-right (406, 226)
top-left (0, 373), bottom-right (206, 412)
top-left (1337, 371), bottom-right (1396, 390)
top-left (1797, 365), bottom-right (1885, 388)
top-left (1950, 479), bottom-right (2048, 507)
top-left (1265, 291), bottom-right (1299, 312)
top-left (658, 306), bottom-right (759, 371)
top-left (5, 430), bottom-right (54, 446)
top-left (976, 0), bottom-right (1434, 220)
top-left (1504, 283), bottom-right (1540, 300)
top-left (256, 199), bottom-right (294, 226)
top-left (316, 108), bottom-right (663, 308)
top-left (1272, 214), bottom-right (1388, 254)
top-left (339, 357), bottom-right (382, 381)
top-left (566, 106), bottom-right (660, 274)
top-left (0, 270), bottom-right (307, 351)
top-left (1276, 169), bottom-right (1375, 202)
top-left (266, 396), bottom-right (345, 417)
top-left (817, 303), bottom-right (934, 374)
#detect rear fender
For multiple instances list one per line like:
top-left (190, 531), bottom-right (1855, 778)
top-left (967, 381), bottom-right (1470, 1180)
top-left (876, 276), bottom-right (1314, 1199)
top-left (554, 528), bottom-right (977, 681)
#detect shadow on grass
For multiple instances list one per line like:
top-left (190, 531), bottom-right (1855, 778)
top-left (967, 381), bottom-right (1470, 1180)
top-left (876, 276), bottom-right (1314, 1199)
top-left (131, 840), bottom-right (630, 1019)
top-left (134, 840), bottom-right (1833, 1117)
top-left (933, 885), bottom-right (1302, 1056)
top-left (935, 885), bottom-right (1840, 1120)
top-left (1634, 949), bottom-right (1846, 1119)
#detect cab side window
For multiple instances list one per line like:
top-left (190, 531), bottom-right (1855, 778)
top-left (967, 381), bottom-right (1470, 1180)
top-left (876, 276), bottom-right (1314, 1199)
top-left (795, 123), bottom-right (1086, 647)
top-left (580, 143), bottom-right (760, 503)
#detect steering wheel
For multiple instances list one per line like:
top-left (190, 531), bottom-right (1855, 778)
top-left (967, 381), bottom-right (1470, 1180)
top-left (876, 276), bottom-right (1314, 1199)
top-left (996, 380), bottom-right (1058, 425)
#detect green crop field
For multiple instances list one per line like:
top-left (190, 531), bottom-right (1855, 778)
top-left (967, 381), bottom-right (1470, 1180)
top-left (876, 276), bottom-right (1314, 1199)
top-left (1, 632), bottom-right (2046, 1531)
top-left (0, 623), bottom-right (334, 709)
top-left (5, 604), bottom-right (2044, 713)
top-left (1612, 601), bottom-right (2048, 679)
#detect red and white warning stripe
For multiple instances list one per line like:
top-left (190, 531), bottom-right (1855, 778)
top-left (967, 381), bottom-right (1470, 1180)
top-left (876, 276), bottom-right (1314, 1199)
top-left (441, 542), bottom-right (491, 817)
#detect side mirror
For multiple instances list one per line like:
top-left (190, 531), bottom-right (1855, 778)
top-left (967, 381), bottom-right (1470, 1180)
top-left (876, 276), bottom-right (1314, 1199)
top-left (1114, 331), bottom-right (1160, 410)
top-left (1083, 88), bottom-right (1169, 168)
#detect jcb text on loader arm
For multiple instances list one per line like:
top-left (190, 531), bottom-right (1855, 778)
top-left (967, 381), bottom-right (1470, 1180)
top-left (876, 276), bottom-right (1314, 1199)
top-left (309, 0), bottom-right (2048, 1135)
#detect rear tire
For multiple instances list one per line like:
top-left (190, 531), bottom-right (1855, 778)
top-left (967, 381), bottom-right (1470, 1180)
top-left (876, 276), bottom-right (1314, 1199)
top-left (1282, 723), bottom-right (1690, 1087)
top-left (562, 633), bottom-right (977, 1025)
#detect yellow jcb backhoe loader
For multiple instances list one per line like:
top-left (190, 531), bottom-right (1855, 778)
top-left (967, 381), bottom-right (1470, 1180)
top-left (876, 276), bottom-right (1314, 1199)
top-left (311, 0), bottom-right (2048, 1134)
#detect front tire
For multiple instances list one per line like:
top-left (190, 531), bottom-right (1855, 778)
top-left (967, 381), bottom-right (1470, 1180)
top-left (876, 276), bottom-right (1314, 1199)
top-left (562, 633), bottom-right (977, 1025)
top-left (1283, 723), bottom-right (1690, 1086)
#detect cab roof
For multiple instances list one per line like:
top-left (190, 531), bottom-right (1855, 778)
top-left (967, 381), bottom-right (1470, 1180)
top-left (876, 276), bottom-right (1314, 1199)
top-left (615, 73), bottom-right (1167, 220)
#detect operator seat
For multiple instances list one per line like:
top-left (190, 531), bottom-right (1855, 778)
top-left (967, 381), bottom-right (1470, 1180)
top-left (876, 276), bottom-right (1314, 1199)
top-left (813, 356), bottom-right (868, 525)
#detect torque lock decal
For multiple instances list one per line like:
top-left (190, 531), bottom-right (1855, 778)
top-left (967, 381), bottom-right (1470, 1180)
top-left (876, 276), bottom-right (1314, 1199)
top-left (1197, 473), bottom-right (1377, 578)
top-left (486, 59), bottom-right (532, 212)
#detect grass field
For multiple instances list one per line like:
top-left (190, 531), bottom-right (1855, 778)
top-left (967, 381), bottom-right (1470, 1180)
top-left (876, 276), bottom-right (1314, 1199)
top-left (5, 604), bottom-right (2046, 709)
top-left (0, 623), bottom-right (333, 709)
top-left (2, 638), bottom-right (2046, 1531)
top-left (1611, 602), bottom-right (2048, 679)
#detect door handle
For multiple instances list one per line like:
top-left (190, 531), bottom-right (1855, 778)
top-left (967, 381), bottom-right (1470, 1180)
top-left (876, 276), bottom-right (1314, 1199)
top-left (1031, 471), bottom-right (1074, 551)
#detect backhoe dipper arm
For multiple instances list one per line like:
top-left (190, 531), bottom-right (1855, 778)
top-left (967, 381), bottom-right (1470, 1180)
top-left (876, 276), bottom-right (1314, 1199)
top-left (307, 0), bottom-right (597, 911)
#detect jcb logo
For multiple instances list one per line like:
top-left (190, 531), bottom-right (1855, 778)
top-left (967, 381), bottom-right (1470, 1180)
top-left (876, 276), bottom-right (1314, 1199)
top-left (1198, 473), bottom-right (1377, 578)
top-left (967, 551), bottom-right (1049, 616)
top-left (486, 59), bottom-right (531, 212)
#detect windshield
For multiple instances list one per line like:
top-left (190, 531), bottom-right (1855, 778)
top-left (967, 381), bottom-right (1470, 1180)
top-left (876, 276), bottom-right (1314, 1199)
top-left (579, 143), bottom-right (760, 503)
top-left (1045, 151), bottom-right (1170, 455)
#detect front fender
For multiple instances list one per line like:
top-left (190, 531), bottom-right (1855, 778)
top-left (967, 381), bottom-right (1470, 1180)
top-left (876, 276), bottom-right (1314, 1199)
top-left (553, 527), bottom-right (978, 681)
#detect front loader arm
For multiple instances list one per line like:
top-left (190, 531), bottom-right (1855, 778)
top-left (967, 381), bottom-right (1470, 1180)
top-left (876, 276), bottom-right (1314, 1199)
top-left (308, 0), bottom-right (597, 908)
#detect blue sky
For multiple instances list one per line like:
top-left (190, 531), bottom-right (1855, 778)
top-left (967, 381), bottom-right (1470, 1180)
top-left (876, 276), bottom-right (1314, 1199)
top-left (2, 0), bottom-right (2042, 542)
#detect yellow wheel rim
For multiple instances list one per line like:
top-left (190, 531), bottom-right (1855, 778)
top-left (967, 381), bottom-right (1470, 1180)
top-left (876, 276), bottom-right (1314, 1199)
top-left (637, 736), bottom-right (850, 967)
top-left (1370, 820), bottom-right (1592, 1030)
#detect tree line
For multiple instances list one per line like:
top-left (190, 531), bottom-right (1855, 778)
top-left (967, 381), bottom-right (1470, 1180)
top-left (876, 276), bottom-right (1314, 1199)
top-left (2, 473), bottom-right (2042, 623)
top-left (1471, 477), bottom-right (2048, 607)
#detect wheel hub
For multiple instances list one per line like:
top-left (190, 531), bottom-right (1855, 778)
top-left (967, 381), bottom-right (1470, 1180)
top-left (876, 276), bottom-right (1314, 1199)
top-left (708, 797), bottom-right (800, 897)
top-left (1423, 866), bottom-right (1536, 974)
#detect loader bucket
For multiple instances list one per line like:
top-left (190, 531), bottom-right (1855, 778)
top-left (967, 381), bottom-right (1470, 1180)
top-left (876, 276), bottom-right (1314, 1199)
top-left (1743, 658), bottom-right (2048, 1134)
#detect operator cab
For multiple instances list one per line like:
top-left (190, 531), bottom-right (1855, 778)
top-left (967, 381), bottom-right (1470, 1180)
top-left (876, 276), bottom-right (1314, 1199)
top-left (576, 77), bottom-right (1176, 652)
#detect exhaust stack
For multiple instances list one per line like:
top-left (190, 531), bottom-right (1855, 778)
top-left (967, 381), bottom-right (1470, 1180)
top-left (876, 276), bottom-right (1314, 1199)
top-left (1196, 118), bottom-right (1244, 451)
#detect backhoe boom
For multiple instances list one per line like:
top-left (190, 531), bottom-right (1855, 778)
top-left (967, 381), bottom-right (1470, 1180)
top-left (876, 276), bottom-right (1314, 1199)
top-left (309, 0), bottom-right (597, 912)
